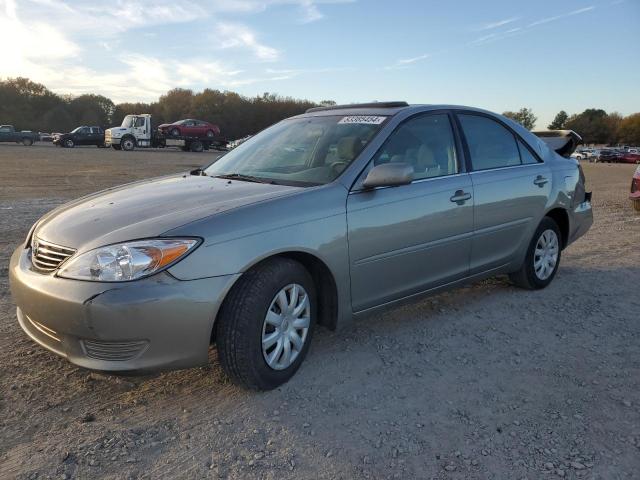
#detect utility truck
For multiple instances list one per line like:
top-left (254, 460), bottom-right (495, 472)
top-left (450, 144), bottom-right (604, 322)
top-left (105, 114), bottom-right (225, 152)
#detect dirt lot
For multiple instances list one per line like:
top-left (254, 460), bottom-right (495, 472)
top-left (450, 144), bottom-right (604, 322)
top-left (1, 143), bottom-right (639, 479)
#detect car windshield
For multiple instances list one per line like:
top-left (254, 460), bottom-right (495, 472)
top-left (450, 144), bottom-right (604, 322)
top-left (205, 115), bottom-right (387, 186)
top-left (71, 127), bottom-right (83, 133)
top-left (121, 115), bottom-right (134, 128)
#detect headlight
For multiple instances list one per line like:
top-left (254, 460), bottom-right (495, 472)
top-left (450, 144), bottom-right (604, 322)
top-left (57, 238), bottom-right (200, 282)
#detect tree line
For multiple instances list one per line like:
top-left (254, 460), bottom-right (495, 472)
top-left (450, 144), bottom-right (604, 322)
top-left (0, 77), bottom-right (324, 140)
top-left (2, 77), bottom-right (639, 144)
top-left (502, 107), bottom-right (640, 145)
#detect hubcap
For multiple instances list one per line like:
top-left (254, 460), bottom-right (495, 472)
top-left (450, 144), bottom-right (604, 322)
top-left (261, 283), bottom-right (310, 370)
top-left (534, 229), bottom-right (559, 280)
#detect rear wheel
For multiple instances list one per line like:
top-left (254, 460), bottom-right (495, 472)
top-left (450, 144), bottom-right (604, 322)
top-left (216, 258), bottom-right (316, 390)
top-left (509, 217), bottom-right (562, 290)
top-left (22, 137), bottom-right (33, 146)
top-left (190, 140), bottom-right (204, 152)
top-left (206, 130), bottom-right (215, 138)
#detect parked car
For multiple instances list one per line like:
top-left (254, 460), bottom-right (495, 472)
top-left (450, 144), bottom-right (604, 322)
top-left (631, 165), bottom-right (640, 211)
top-left (570, 151), bottom-right (584, 160)
top-left (597, 149), bottom-right (623, 163)
top-left (53, 126), bottom-right (105, 148)
top-left (9, 102), bottom-right (593, 390)
top-left (620, 151), bottom-right (640, 164)
top-left (157, 119), bottom-right (220, 138)
top-left (0, 125), bottom-right (38, 145)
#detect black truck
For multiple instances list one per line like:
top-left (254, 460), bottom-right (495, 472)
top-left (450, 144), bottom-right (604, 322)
top-left (0, 125), bottom-right (38, 146)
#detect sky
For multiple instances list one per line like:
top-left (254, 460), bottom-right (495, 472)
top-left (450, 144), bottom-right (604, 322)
top-left (1, 0), bottom-right (639, 128)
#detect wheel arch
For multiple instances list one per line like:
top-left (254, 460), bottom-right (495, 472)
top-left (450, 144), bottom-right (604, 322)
top-left (545, 207), bottom-right (569, 249)
top-left (210, 250), bottom-right (339, 344)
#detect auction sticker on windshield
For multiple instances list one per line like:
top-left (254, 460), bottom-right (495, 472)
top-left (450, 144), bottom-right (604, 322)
top-left (338, 116), bottom-right (387, 125)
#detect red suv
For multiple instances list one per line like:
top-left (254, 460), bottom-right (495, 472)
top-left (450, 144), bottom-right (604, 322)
top-left (158, 119), bottom-right (220, 138)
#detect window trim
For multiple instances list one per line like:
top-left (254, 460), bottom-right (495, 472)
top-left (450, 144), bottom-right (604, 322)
top-left (454, 110), bottom-right (543, 173)
top-left (350, 110), bottom-right (465, 191)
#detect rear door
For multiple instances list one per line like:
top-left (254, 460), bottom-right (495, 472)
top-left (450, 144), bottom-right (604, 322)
top-left (347, 112), bottom-right (474, 311)
top-left (455, 112), bottom-right (551, 274)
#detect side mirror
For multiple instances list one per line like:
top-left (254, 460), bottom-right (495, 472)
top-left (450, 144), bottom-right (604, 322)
top-left (362, 162), bottom-right (413, 189)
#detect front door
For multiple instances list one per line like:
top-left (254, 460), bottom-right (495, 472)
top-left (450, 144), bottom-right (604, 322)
top-left (347, 112), bottom-right (474, 312)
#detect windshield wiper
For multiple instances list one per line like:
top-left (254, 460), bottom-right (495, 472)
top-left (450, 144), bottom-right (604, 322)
top-left (215, 173), bottom-right (276, 184)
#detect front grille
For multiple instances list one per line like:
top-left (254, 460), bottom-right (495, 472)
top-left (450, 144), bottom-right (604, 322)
top-left (82, 339), bottom-right (149, 361)
top-left (31, 237), bottom-right (76, 272)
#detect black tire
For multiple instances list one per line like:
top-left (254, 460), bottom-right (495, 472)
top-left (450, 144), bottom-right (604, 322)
top-left (64, 138), bottom-right (74, 148)
top-left (121, 136), bottom-right (136, 151)
top-left (216, 258), bottom-right (316, 390)
top-left (170, 128), bottom-right (180, 136)
top-left (22, 137), bottom-right (33, 146)
top-left (206, 130), bottom-right (215, 137)
top-left (190, 140), bottom-right (204, 152)
top-left (112, 144), bottom-right (122, 151)
top-left (509, 217), bottom-right (562, 290)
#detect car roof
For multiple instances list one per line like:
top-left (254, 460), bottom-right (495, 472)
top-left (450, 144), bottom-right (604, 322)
top-left (292, 102), bottom-right (503, 119)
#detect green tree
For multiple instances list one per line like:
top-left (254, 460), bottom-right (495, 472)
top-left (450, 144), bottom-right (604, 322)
top-left (548, 110), bottom-right (568, 130)
top-left (618, 113), bottom-right (640, 145)
top-left (502, 107), bottom-right (537, 130)
top-left (565, 109), bottom-right (613, 144)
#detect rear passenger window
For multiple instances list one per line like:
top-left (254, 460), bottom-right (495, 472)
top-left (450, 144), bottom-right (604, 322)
top-left (517, 139), bottom-right (540, 164)
top-left (372, 113), bottom-right (458, 180)
top-left (458, 114), bottom-right (521, 170)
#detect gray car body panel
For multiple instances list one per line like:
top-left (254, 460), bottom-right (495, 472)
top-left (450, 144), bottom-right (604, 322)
top-left (9, 104), bottom-right (593, 371)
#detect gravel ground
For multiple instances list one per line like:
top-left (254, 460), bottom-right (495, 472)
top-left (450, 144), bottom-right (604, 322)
top-left (1, 143), bottom-right (639, 479)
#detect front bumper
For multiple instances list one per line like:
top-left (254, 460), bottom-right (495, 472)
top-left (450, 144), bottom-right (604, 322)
top-left (9, 246), bottom-right (239, 372)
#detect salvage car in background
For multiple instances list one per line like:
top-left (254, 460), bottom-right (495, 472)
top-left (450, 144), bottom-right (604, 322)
top-left (0, 125), bottom-right (37, 145)
top-left (597, 149), bottom-right (624, 163)
top-left (53, 126), bottom-right (105, 148)
top-left (158, 119), bottom-right (221, 138)
top-left (9, 102), bottom-right (593, 390)
top-left (631, 165), bottom-right (640, 211)
top-left (620, 151), bottom-right (640, 164)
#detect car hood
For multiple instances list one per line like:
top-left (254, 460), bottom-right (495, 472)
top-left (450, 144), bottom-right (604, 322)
top-left (34, 174), bottom-right (301, 251)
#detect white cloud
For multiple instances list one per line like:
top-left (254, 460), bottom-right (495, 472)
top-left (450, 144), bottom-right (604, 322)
top-left (479, 16), bottom-right (520, 31)
top-left (527, 6), bottom-right (595, 28)
top-left (216, 22), bottom-right (280, 61)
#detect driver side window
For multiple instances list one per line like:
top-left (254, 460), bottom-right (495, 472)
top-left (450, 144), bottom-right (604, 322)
top-left (371, 114), bottom-right (458, 181)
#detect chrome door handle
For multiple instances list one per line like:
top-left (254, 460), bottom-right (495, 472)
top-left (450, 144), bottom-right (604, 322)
top-left (534, 175), bottom-right (548, 187)
top-left (450, 190), bottom-right (472, 205)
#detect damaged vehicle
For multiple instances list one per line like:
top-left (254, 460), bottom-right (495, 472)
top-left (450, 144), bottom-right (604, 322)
top-left (9, 103), bottom-right (593, 390)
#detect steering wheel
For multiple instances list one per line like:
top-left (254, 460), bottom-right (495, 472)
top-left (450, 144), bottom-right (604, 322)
top-left (329, 161), bottom-right (349, 174)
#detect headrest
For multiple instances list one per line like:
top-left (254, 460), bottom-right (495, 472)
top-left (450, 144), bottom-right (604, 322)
top-left (337, 136), bottom-right (360, 160)
top-left (417, 144), bottom-right (437, 168)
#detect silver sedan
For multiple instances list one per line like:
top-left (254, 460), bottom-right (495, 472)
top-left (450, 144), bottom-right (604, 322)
top-left (9, 103), bottom-right (593, 389)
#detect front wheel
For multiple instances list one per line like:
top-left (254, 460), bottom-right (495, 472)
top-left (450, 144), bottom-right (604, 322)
top-left (121, 137), bottom-right (136, 151)
top-left (64, 138), bottom-right (74, 148)
top-left (216, 258), bottom-right (316, 390)
top-left (170, 128), bottom-right (180, 136)
top-left (509, 217), bottom-right (562, 290)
